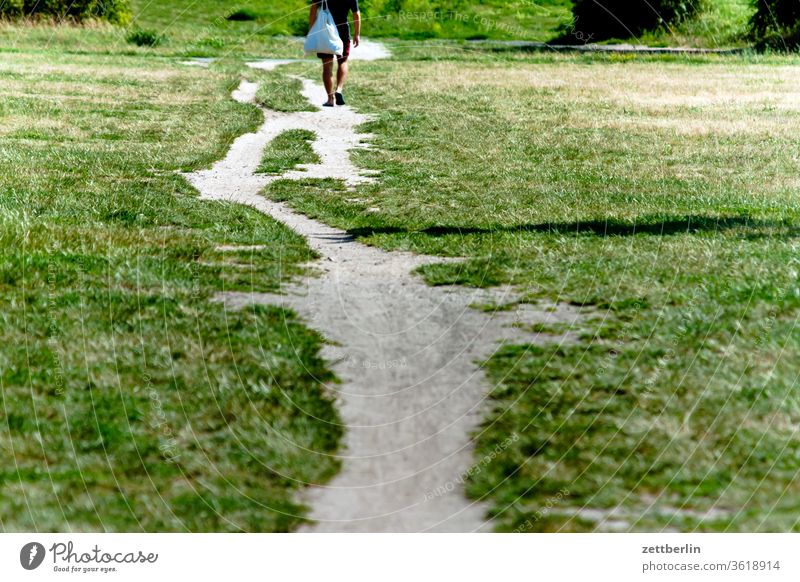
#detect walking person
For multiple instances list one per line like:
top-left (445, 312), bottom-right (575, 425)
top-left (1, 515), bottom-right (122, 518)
top-left (309, 0), bottom-right (360, 107)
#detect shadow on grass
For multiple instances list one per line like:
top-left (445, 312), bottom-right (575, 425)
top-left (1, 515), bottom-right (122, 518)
top-left (347, 215), bottom-right (800, 239)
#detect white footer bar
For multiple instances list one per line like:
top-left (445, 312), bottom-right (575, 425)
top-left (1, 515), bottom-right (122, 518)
top-left (1, 534), bottom-right (796, 581)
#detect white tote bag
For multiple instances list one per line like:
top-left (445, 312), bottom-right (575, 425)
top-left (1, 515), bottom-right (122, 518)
top-left (304, 0), bottom-right (344, 56)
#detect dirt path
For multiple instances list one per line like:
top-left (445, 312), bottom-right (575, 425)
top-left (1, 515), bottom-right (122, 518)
top-left (183, 47), bottom-right (579, 532)
top-left (468, 39), bottom-right (744, 55)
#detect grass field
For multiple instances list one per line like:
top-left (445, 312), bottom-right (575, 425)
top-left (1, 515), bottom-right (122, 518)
top-left (2, 1), bottom-right (800, 534)
top-left (264, 51), bottom-right (800, 531)
top-left (123, 0), bottom-right (755, 48)
top-left (0, 0), bottom-right (759, 56)
top-left (641, 0), bottom-right (753, 48)
top-left (0, 51), bottom-right (343, 531)
top-left (258, 129), bottom-right (319, 174)
top-left (0, 1), bottom-right (572, 58)
top-left (124, 0), bottom-right (574, 42)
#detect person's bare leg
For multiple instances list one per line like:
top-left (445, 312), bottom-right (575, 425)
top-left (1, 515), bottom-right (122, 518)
top-left (336, 60), bottom-right (349, 94)
top-left (321, 58), bottom-right (335, 106)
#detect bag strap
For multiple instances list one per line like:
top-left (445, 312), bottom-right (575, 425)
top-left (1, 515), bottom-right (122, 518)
top-left (321, 0), bottom-right (328, 12)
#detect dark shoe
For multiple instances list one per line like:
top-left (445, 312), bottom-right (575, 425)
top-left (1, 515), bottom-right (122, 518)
top-left (322, 101), bottom-right (335, 107)
top-left (334, 92), bottom-right (345, 106)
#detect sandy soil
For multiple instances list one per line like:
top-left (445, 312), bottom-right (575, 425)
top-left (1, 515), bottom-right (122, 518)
top-left (183, 46), bottom-right (580, 532)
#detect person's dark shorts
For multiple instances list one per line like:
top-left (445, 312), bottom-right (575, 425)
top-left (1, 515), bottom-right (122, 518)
top-left (318, 39), bottom-right (351, 64)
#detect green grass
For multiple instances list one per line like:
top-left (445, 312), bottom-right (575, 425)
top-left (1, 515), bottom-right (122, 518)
top-left (0, 51), bottom-right (342, 531)
top-left (128, 0), bottom-right (573, 42)
top-left (0, 0), bottom-right (571, 58)
top-left (130, 0), bottom-right (309, 38)
top-left (0, 3), bottom-right (301, 58)
top-left (258, 129), bottom-right (319, 174)
top-left (124, 0), bottom-right (757, 46)
top-left (126, 28), bottom-right (163, 47)
top-left (265, 51), bottom-right (800, 531)
top-left (642, 0), bottom-right (754, 48)
top-left (227, 8), bottom-right (260, 22)
top-left (253, 69), bottom-right (316, 112)
top-left (1, 0), bottom-right (796, 535)
top-left (359, 0), bottom-right (573, 41)
top-left (0, 0), bottom-right (767, 61)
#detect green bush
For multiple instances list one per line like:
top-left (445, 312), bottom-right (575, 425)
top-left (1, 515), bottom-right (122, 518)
top-left (750, 0), bottom-right (800, 33)
top-left (226, 8), bottom-right (258, 21)
top-left (567, 0), bottom-right (702, 42)
top-left (0, 0), bottom-right (132, 24)
top-left (288, 12), bottom-right (309, 37)
top-left (0, 0), bottom-right (24, 18)
top-left (126, 28), bottom-right (162, 47)
top-left (197, 36), bottom-right (225, 49)
top-left (93, 0), bottom-right (131, 24)
top-left (750, 0), bottom-right (800, 49)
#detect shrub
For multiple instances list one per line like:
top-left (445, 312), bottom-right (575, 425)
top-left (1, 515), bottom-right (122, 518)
top-left (226, 8), bottom-right (258, 22)
top-left (567, 0), bottom-right (702, 42)
top-left (0, 0), bottom-right (132, 24)
top-left (750, 0), bottom-right (800, 49)
top-left (197, 36), bottom-right (225, 49)
top-left (750, 0), bottom-right (800, 33)
top-left (288, 13), bottom-right (309, 37)
top-left (0, 0), bottom-right (24, 18)
top-left (89, 0), bottom-right (131, 24)
top-left (126, 28), bottom-right (162, 47)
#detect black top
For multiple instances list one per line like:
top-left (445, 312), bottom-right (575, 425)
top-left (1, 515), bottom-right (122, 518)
top-left (313, 0), bottom-right (359, 41)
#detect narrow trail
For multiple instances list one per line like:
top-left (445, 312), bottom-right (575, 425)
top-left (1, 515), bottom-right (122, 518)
top-left (183, 46), bottom-right (579, 532)
top-left (467, 39), bottom-right (744, 55)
